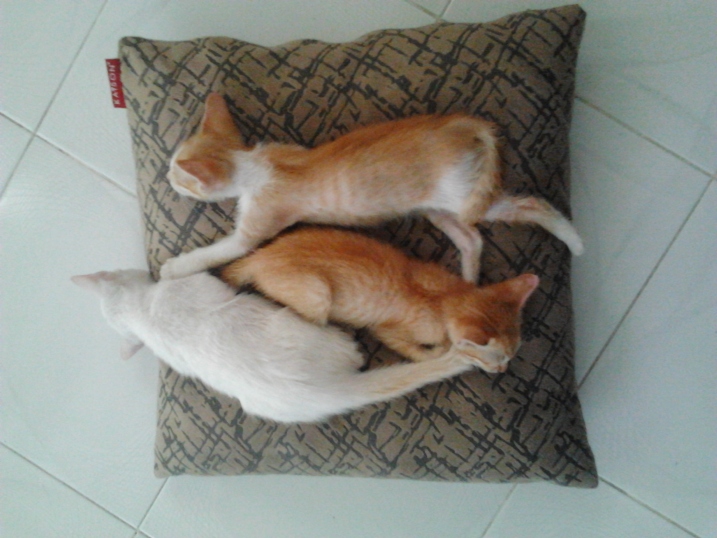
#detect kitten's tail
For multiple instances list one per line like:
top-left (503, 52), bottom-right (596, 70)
top-left (457, 123), bottom-right (584, 256)
top-left (340, 353), bottom-right (474, 410)
top-left (483, 195), bottom-right (585, 256)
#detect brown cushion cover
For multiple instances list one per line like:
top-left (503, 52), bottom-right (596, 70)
top-left (119, 4), bottom-right (597, 486)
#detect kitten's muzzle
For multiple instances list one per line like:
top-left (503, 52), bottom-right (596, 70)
top-left (455, 340), bottom-right (512, 373)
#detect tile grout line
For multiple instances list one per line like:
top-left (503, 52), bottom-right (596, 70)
top-left (133, 475), bottom-right (170, 535)
top-left (574, 95), bottom-right (713, 178)
top-left (0, 115), bottom-right (34, 200)
top-left (577, 177), bottom-right (713, 389)
top-left (478, 484), bottom-right (518, 538)
top-left (0, 111), bottom-right (33, 133)
top-left (33, 131), bottom-right (138, 198)
top-left (439, 0), bottom-right (453, 19)
top-left (401, 0), bottom-right (444, 21)
top-left (0, 0), bottom-right (112, 202)
top-left (0, 440), bottom-right (138, 531)
top-left (600, 478), bottom-right (702, 538)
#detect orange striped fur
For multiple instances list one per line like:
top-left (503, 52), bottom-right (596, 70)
top-left (163, 93), bottom-right (583, 281)
top-left (221, 227), bottom-right (539, 373)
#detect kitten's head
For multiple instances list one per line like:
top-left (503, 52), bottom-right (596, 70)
top-left (446, 274), bottom-right (539, 373)
top-left (374, 314), bottom-right (453, 363)
top-left (168, 93), bottom-right (246, 202)
top-left (71, 270), bottom-right (153, 360)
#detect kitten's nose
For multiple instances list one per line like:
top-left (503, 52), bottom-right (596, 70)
top-left (496, 362), bottom-right (508, 373)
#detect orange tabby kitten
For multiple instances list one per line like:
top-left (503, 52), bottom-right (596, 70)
top-left (220, 227), bottom-right (540, 374)
top-left (162, 93), bottom-right (583, 282)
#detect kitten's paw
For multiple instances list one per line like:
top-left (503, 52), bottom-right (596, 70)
top-left (160, 255), bottom-right (203, 280)
top-left (454, 342), bottom-right (510, 374)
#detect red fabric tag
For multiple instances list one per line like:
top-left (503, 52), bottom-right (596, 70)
top-left (105, 59), bottom-right (126, 108)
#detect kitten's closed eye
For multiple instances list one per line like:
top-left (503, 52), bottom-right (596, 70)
top-left (419, 343), bottom-right (437, 350)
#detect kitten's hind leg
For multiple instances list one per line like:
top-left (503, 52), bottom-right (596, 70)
top-left (262, 273), bottom-right (333, 326)
top-left (484, 196), bottom-right (584, 256)
top-left (425, 210), bottom-right (483, 282)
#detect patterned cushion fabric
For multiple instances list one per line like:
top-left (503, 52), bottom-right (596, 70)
top-left (119, 4), bottom-right (597, 486)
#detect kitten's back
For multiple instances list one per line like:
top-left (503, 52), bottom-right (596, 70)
top-left (221, 227), bottom-right (538, 371)
top-left (222, 227), bottom-right (454, 326)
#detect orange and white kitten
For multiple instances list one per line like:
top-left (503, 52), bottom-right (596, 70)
top-left (221, 227), bottom-right (540, 374)
top-left (163, 93), bottom-right (583, 282)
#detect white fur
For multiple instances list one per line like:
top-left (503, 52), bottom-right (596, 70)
top-left (233, 146), bottom-right (274, 199)
top-left (72, 270), bottom-right (477, 423)
top-left (162, 149), bottom-right (277, 279)
top-left (421, 158), bottom-right (476, 214)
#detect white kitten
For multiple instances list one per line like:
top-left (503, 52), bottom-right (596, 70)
top-left (72, 270), bottom-right (479, 423)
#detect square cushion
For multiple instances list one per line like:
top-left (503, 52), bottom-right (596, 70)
top-left (119, 4), bottom-right (597, 486)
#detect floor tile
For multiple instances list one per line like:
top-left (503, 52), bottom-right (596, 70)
top-left (482, 482), bottom-right (695, 538)
top-left (406, 0), bottom-right (449, 17)
top-left (574, 0), bottom-right (717, 174)
top-left (568, 102), bottom-right (710, 380)
top-left (580, 182), bottom-right (717, 537)
top-left (142, 475), bottom-right (511, 538)
top-left (0, 138), bottom-right (163, 525)
top-left (38, 0), bottom-right (433, 192)
top-left (0, 0), bottom-right (105, 130)
top-left (444, 0), bottom-right (717, 173)
top-left (0, 445), bottom-right (135, 538)
top-left (0, 115), bottom-right (32, 195)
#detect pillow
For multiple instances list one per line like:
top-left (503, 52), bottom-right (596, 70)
top-left (119, 4), bottom-right (596, 487)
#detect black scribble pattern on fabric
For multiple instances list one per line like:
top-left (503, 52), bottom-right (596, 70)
top-left (120, 5), bottom-right (596, 487)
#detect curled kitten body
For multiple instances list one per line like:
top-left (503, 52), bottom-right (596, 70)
top-left (221, 227), bottom-right (540, 374)
top-left (72, 269), bottom-right (482, 423)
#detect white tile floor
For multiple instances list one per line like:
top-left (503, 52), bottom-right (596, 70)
top-left (1, 1), bottom-right (714, 537)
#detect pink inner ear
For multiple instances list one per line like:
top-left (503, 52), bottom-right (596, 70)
top-left (200, 93), bottom-right (237, 136)
top-left (71, 271), bottom-right (114, 293)
top-left (177, 158), bottom-right (226, 190)
top-left (515, 274), bottom-right (540, 309)
top-left (71, 274), bottom-right (97, 291)
top-left (120, 338), bottom-right (144, 360)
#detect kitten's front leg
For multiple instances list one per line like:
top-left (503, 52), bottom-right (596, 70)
top-left (425, 210), bottom-right (483, 282)
top-left (160, 209), bottom-right (293, 280)
top-left (160, 231), bottom-right (255, 279)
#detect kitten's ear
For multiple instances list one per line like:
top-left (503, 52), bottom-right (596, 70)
top-left (176, 158), bottom-right (230, 194)
top-left (120, 337), bottom-right (144, 361)
top-left (504, 274), bottom-right (540, 309)
top-left (200, 93), bottom-right (238, 136)
top-left (71, 271), bottom-right (116, 296)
